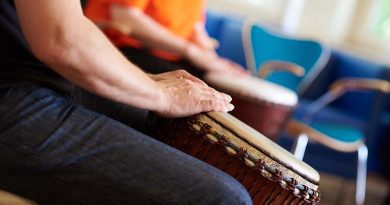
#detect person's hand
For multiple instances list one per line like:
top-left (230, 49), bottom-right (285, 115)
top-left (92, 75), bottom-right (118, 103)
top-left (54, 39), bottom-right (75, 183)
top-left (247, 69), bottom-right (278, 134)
top-left (189, 22), bottom-right (218, 51)
top-left (154, 77), bottom-right (234, 118)
top-left (208, 57), bottom-right (251, 77)
top-left (148, 69), bottom-right (206, 85)
top-left (185, 44), bottom-right (250, 77)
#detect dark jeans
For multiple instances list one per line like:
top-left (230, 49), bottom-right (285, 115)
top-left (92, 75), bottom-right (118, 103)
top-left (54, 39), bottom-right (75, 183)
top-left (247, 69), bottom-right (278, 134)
top-left (0, 85), bottom-right (251, 205)
top-left (120, 47), bottom-right (205, 78)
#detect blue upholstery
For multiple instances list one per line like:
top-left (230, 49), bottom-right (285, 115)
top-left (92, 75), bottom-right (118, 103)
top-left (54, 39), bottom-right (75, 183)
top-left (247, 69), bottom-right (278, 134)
top-left (205, 11), bottom-right (226, 42)
top-left (205, 11), bottom-right (246, 67)
top-left (295, 99), bottom-right (365, 130)
top-left (216, 18), bottom-right (246, 67)
top-left (378, 85), bottom-right (390, 178)
top-left (304, 51), bottom-right (385, 121)
top-left (246, 23), bottom-right (329, 93)
top-left (333, 52), bottom-right (384, 120)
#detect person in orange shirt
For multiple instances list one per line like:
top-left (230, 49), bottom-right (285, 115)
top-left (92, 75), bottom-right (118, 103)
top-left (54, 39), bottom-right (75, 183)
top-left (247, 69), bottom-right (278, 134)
top-left (84, 0), bottom-right (248, 77)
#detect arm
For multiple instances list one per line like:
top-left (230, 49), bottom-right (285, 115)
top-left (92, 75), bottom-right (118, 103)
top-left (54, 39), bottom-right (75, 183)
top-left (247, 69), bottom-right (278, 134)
top-left (189, 21), bottom-right (219, 51)
top-left (109, 5), bottom-right (190, 57)
top-left (109, 5), bottom-right (249, 76)
top-left (14, 0), bottom-right (233, 117)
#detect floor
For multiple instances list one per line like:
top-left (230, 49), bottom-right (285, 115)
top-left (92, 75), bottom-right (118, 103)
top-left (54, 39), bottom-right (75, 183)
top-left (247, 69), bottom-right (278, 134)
top-left (319, 173), bottom-right (389, 205)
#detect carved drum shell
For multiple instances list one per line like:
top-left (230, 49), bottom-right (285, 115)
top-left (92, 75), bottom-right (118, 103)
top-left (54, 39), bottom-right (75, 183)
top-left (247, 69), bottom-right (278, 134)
top-left (148, 112), bottom-right (320, 205)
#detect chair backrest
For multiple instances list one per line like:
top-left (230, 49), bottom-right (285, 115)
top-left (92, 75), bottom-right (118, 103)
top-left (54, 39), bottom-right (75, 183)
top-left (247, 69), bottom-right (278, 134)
top-left (243, 19), bottom-right (330, 95)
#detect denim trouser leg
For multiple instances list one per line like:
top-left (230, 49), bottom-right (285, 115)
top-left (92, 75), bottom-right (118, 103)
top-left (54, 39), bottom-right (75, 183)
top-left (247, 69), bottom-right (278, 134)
top-left (0, 85), bottom-right (251, 205)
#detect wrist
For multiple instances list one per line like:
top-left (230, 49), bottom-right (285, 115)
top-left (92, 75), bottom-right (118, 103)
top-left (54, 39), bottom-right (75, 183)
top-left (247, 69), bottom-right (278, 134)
top-left (150, 81), bottom-right (168, 114)
top-left (174, 38), bottom-right (190, 58)
top-left (182, 42), bottom-right (197, 59)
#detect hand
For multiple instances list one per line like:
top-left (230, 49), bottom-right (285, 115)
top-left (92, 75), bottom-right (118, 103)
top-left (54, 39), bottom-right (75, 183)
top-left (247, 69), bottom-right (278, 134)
top-left (189, 22), bottom-right (217, 51)
top-left (155, 77), bottom-right (234, 118)
top-left (148, 69), bottom-right (206, 85)
top-left (208, 57), bottom-right (251, 77)
top-left (185, 44), bottom-right (250, 76)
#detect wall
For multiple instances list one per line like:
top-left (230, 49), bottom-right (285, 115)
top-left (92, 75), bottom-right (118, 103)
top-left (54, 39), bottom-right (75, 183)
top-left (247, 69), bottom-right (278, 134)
top-left (207, 0), bottom-right (286, 25)
top-left (207, 0), bottom-right (390, 65)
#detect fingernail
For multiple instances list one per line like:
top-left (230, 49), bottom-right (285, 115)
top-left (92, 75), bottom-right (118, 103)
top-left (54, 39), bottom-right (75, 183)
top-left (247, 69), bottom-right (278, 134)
top-left (225, 94), bottom-right (232, 102)
top-left (227, 104), bottom-right (234, 111)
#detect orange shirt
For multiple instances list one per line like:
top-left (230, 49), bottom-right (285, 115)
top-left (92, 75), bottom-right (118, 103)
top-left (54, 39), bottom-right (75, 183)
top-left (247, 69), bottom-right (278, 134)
top-left (85, 0), bottom-right (205, 59)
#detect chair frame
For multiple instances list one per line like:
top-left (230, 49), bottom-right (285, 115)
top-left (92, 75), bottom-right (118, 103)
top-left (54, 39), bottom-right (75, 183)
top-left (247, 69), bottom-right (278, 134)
top-left (287, 78), bottom-right (390, 205)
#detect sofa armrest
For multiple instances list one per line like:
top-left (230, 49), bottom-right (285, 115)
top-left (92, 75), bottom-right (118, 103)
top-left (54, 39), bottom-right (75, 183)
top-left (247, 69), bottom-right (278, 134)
top-left (330, 78), bottom-right (390, 96)
top-left (302, 78), bottom-right (390, 122)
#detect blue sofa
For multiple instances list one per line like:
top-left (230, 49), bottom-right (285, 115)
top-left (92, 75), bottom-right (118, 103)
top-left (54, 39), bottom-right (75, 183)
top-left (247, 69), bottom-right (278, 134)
top-left (206, 11), bottom-right (246, 67)
top-left (205, 10), bottom-right (390, 178)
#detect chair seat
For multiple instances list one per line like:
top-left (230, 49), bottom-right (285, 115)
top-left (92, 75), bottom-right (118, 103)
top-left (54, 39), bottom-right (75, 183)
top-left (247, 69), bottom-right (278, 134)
top-left (310, 122), bottom-right (364, 143)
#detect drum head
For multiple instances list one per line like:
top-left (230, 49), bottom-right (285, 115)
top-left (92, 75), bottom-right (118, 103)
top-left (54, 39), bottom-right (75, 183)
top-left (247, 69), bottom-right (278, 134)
top-left (205, 72), bottom-right (298, 107)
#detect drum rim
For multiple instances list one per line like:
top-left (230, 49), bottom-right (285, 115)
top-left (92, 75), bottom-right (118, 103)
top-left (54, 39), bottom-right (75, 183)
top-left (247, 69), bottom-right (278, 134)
top-left (232, 92), bottom-right (296, 110)
top-left (205, 112), bottom-right (319, 183)
top-left (205, 73), bottom-right (298, 107)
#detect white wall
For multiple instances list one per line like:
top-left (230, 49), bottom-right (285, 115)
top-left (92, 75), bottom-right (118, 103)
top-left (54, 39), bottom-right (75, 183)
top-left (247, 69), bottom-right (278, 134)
top-left (207, 0), bottom-right (286, 24)
top-left (287, 0), bottom-right (357, 44)
top-left (207, 0), bottom-right (390, 65)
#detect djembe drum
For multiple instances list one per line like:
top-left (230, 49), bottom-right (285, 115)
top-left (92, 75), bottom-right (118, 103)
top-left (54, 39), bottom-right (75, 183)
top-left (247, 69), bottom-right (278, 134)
top-left (204, 73), bottom-right (298, 141)
top-left (148, 112), bottom-right (320, 205)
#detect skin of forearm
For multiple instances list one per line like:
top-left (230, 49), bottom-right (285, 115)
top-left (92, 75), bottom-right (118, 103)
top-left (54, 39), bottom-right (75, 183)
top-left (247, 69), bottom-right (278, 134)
top-left (14, 0), bottom-right (165, 112)
top-left (110, 6), bottom-right (191, 56)
top-left (48, 19), bottom-right (164, 111)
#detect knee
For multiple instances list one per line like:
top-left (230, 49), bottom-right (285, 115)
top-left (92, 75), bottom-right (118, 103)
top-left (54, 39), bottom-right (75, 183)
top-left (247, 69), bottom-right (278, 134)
top-left (203, 173), bottom-right (252, 205)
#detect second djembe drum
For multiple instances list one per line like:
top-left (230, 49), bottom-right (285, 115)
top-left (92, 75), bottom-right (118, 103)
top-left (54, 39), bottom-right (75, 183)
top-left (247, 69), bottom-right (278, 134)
top-left (205, 73), bottom-right (298, 141)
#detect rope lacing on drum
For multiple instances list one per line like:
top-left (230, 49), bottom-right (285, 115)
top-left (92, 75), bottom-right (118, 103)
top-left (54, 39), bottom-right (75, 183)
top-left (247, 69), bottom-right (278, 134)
top-left (238, 148), bottom-right (249, 159)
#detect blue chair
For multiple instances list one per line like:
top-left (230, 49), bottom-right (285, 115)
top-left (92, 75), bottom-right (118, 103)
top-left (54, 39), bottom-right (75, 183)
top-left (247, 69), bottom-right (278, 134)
top-left (242, 18), bottom-right (330, 95)
top-left (287, 78), bottom-right (390, 205)
top-left (301, 51), bottom-right (390, 173)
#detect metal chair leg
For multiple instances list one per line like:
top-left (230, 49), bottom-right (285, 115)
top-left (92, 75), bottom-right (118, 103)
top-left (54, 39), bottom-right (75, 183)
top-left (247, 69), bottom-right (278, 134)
top-left (356, 144), bottom-right (368, 205)
top-left (292, 133), bottom-right (309, 161)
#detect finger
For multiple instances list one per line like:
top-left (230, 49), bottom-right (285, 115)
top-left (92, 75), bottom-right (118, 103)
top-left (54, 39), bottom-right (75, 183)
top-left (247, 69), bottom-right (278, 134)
top-left (197, 89), bottom-right (233, 110)
top-left (176, 69), bottom-right (207, 85)
top-left (200, 86), bottom-right (232, 102)
top-left (198, 100), bottom-right (234, 113)
top-left (196, 91), bottom-right (226, 103)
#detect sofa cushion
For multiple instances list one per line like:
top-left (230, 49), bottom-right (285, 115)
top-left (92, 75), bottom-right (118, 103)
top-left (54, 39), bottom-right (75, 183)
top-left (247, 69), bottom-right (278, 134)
top-left (294, 98), bottom-right (366, 130)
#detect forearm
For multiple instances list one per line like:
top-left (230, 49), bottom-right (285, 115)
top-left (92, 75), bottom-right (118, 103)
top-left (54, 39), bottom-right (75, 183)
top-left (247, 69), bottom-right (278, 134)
top-left (48, 19), bottom-right (163, 111)
top-left (110, 6), bottom-right (191, 56)
top-left (15, 1), bottom-right (164, 112)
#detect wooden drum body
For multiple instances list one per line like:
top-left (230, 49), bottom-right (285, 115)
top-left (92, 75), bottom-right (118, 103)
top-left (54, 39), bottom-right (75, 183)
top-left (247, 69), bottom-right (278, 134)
top-left (205, 73), bottom-right (298, 141)
top-left (148, 112), bottom-right (320, 205)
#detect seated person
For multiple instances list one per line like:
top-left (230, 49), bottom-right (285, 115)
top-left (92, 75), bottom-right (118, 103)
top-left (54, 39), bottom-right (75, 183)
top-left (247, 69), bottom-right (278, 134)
top-left (0, 0), bottom-right (251, 204)
top-left (84, 0), bottom-right (248, 77)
